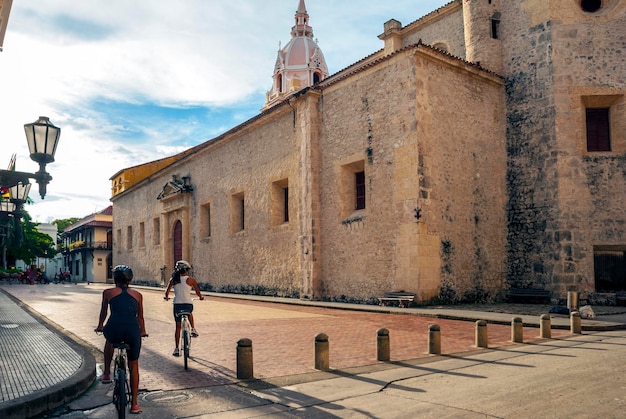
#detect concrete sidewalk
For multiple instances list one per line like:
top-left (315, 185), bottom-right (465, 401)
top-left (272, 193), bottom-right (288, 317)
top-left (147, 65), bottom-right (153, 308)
top-left (1, 284), bottom-right (625, 418)
top-left (0, 289), bottom-right (96, 419)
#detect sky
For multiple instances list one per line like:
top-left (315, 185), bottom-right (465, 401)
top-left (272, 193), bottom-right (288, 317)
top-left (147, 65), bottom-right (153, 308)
top-left (0, 0), bottom-right (449, 224)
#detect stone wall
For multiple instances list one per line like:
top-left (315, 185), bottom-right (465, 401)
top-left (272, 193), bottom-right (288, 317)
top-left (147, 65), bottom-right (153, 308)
top-left (401, 2), bottom-right (466, 58)
top-left (315, 47), bottom-right (506, 303)
top-left (551, 3), bottom-right (626, 295)
top-left (501, 3), bottom-right (557, 291)
top-left (113, 108), bottom-right (304, 296)
top-left (413, 48), bottom-right (507, 302)
top-left (503, 1), bottom-right (626, 296)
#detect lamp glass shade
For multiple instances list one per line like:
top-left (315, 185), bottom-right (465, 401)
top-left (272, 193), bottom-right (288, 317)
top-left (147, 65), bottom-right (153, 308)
top-left (24, 116), bottom-right (61, 165)
top-left (9, 182), bottom-right (31, 202)
top-left (0, 200), bottom-right (16, 213)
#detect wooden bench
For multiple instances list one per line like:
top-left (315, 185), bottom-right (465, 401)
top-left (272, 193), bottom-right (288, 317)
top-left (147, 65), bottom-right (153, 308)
top-left (507, 288), bottom-right (551, 304)
top-left (379, 292), bottom-right (416, 308)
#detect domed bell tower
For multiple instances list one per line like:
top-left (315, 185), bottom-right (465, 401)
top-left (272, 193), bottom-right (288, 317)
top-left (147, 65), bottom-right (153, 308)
top-left (263, 0), bottom-right (329, 110)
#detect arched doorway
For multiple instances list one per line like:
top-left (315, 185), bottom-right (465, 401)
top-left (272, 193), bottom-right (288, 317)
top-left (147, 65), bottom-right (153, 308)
top-left (173, 220), bottom-right (183, 263)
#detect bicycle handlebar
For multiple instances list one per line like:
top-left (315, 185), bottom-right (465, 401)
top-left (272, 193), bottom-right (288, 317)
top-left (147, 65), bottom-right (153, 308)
top-left (163, 296), bottom-right (204, 301)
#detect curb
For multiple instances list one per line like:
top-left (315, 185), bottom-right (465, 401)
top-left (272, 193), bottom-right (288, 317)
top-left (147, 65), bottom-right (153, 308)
top-left (0, 289), bottom-right (97, 419)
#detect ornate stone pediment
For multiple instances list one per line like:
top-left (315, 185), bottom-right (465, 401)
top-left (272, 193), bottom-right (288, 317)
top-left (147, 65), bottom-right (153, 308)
top-left (157, 175), bottom-right (193, 201)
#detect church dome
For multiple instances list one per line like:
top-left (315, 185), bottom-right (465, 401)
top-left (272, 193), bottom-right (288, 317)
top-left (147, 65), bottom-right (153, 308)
top-left (282, 36), bottom-right (323, 69)
top-left (263, 0), bottom-right (329, 110)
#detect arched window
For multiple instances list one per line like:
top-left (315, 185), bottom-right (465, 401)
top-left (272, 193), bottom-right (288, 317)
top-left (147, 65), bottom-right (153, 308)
top-left (313, 71), bottom-right (321, 85)
top-left (432, 43), bottom-right (449, 53)
top-left (277, 73), bottom-right (283, 92)
top-left (491, 12), bottom-right (501, 39)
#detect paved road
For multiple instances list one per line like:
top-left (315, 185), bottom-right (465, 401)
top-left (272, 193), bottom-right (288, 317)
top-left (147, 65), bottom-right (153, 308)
top-left (2, 283), bottom-right (573, 388)
top-left (1, 283), bottom-right (624, 418)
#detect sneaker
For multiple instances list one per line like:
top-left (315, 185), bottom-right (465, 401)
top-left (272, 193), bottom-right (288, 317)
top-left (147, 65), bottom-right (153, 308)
top-left (100, 374), bottom-right (111, 384)
top-left (130, 405), bottom-right (143, 414)
top-left (172, 348), bottom-right (180, 357)
top-left (191, 328), bottom-right (199, 337)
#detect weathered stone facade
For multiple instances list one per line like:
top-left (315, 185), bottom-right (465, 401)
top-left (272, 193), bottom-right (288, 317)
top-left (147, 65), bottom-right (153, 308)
top-left (111, 0), bottom-right (626, 303)
top-left (501, 1), bottom-right (626, 296)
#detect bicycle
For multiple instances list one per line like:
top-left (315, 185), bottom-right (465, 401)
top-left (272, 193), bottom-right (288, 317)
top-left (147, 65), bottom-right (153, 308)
top-left (177, 309), bottom-right (193, 370)
top-left (111, 341), bottom-right (131, 419)
top-left (165, 297), bottom-right (200, 370)
top-left (95, 332), bottom-right (147, 418)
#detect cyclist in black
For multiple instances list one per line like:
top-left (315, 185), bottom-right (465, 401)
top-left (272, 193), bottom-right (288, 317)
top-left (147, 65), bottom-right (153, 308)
top-left (95, 265), bottom-right (147, 415)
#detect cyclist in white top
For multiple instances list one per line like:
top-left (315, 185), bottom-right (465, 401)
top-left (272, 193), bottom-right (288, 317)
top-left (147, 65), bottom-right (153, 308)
top-left (163, 260), bottom-right (204, 357)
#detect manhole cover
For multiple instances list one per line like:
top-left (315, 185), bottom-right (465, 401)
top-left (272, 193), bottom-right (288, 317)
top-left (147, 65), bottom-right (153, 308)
top-left (142, 390), bottom-right (193, 405)
top-left (0, 324), bottom-right (18, 329)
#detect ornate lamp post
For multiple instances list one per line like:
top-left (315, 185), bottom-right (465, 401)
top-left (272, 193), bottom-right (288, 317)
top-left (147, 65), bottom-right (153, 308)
top-left (0, 117), bottom-right (60, 269)
top-left (0, 116), bottom-right (61, 199)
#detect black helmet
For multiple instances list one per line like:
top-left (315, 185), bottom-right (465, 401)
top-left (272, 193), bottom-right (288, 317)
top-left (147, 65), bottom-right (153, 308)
top-left (112, 265), bottom-right (133, 282)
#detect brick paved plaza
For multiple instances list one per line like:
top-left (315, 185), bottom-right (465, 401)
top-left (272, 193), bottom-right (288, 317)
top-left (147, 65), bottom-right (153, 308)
top-left (2, 283), bottom-right (572, 393)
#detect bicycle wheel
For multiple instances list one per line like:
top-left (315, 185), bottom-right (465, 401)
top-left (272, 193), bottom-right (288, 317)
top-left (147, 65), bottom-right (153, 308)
top-left (115, 362), bottom-right (127, 419)
top-left (182, 329), bottom-right (190, 370)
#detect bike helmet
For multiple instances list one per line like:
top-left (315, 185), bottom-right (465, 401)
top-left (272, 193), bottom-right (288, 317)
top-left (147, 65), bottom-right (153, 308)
top-left (175, 260), bottom-right (192, 272)
top-left (112, 265), bottom-right (133, 282)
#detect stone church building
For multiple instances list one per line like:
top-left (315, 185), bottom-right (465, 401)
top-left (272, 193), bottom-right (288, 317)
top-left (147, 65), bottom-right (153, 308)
top-left (110, 0), bottom-right (626, 304)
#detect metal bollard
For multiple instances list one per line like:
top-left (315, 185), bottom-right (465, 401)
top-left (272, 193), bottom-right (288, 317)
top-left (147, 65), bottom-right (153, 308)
top-left (377, 328), bottom-right (390, 361)
top-left (236, 338), bottom-right (254, 379)
top-left (567, 291), bottom-right (579, 312)
top-left (315, 333), bottom-right (330, 370)
top-left (570, 311), bottom-right (582, 334)
top-left (428, 324), bottom-right (441, 354)
top-left (540, 314), bottom-right (551, 339)
top-left (511, 317), bottom-right (523, 343)
top-left (475, 320), bottom-right (488, 348)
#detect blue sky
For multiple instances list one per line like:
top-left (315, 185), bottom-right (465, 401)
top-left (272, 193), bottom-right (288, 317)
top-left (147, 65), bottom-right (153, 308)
top-left (0, 0), bottom-right (449, 223)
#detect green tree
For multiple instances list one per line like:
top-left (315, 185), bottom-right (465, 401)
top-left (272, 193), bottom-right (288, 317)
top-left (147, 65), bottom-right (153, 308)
top-left (6, 210), bottom-right (57, 267)
top-left (52, 217), bottom-right (80, 245)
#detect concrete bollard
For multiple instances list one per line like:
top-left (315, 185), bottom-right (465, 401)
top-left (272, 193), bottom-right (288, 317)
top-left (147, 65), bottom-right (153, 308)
top-left (236, 338), bottom-right (254, 379)
top-left (567, 291), bottom-right (579, 312)
top-left (475, 320), bottom-right (488, 348)
top-left (570, 311), bottom-right (582, 334)
top-left (428, 324), bottom-right (441, 355)
top-left (540, 314), bottom-right (551, 339)
top-left (377, 328), bottom-right (390, 361)
top-left (315, 333), bottom-right (330, 370)
top-left (511, 317), bottom-right (523, 343)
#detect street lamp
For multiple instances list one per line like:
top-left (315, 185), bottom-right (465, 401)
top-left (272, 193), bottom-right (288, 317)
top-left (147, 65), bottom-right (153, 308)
top-left (0, 116), bottom-right (61, 199)
top-left (0, 200), bottom-right (16, 214)
top-left (0, 199), bottom-right (16, 270)
top-left (9, 181), bottom-right (31, 218)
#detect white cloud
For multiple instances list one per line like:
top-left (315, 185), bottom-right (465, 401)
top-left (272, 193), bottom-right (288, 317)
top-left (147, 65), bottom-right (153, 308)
top-left (0, 0), bottom-right (448, 222)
